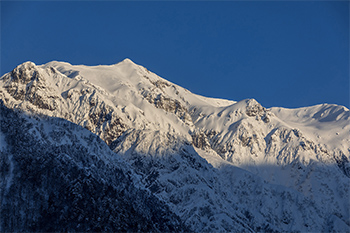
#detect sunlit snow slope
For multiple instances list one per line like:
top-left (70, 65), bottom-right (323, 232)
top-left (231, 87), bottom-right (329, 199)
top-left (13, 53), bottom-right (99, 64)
top-left (0, 59), bottom-right (349, 232)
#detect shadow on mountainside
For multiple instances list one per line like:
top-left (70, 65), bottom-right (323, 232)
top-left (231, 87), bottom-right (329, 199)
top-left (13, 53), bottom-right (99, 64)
top-left (0, 101), bottom-right (189, 232)
top-left (1, 101), bottom-right (349, 232)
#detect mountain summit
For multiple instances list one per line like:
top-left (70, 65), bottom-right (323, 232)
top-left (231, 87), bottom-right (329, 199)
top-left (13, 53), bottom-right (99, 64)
top-left (1, 59), bottom-right (349, 232)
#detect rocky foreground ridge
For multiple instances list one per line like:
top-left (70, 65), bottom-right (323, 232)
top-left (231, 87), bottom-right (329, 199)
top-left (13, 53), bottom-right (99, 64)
top-left (0, 59), bottom-right (349, 232)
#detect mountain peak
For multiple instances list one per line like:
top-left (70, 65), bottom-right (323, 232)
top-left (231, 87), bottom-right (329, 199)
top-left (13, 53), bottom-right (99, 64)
top-left (121, 58), bottom-right (134, 64)
top-left (5, 61), bottom-right (41, 84)
top-left (113, 58), bottom-right (138, 68)
top-left (15, 61), bottom-right (37, 71)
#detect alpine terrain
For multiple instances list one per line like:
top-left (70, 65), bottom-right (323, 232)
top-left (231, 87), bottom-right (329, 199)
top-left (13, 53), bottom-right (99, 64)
top-left (0, 59), bottom-right (349, 232)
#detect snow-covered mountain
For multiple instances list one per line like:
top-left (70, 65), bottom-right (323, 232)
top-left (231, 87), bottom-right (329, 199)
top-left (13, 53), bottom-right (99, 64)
top-left (0, 59), bottom-right (349, 232)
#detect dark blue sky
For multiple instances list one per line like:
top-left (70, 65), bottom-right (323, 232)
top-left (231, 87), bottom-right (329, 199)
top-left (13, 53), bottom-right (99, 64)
top-left (1, 1), bottom-right (349, 108)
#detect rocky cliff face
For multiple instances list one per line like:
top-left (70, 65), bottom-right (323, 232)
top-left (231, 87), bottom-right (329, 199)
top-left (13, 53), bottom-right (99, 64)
top-left (0, 59), bottom-right (349, 232)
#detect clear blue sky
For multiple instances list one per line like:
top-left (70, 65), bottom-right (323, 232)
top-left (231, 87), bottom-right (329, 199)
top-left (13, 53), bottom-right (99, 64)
top-left (1, 1), bottom-right (349, 108)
